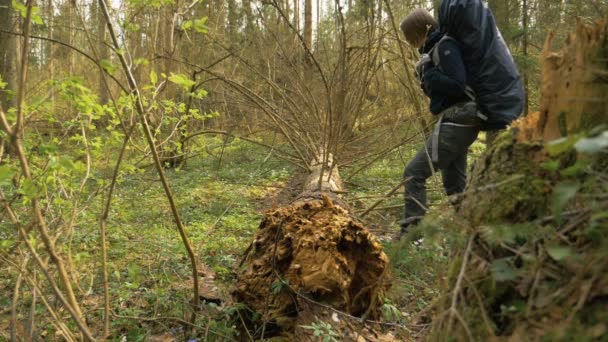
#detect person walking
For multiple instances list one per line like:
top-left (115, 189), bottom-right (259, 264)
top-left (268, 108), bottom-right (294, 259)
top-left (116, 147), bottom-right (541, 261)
top-left (399, 9), bottom-right (483, 237)
top-left (398, 3), bottom-right (524, 239)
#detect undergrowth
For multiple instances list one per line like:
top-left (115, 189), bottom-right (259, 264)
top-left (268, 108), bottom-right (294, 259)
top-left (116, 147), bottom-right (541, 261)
top-left (1, 130), bottom-right (488, 341)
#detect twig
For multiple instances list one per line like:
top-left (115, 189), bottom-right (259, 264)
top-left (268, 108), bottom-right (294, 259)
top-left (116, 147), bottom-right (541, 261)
top-left (360, 177), bottom-right (411, 217)
top-left (26, 271), bottom-right (37, 340)
top-left (236, 310), bottom-right (255, 342)
top-left (357, 204), bottom-right (402, 214)
top-left (183, 129), bottom-right (306, 170)
top-left (18, 228), bottom-right (95, 340)
top-left (98, 123), bottom-right (137, 337)
top-left (446, 233), bottom-right (476, 335)
top-left (464, 275), bottom-right (494, 336)
top-left (452, 308), bottom-right (475, 342)
top-left (0, 15), bottom-right (88, 338)
top-left (565, 276), bottom-right (596, 324)
top-left (10, 256), bottom-right (28, 342)
top-left (110, 312), bottom-right (234, 340)
top-left (1, 254), bottom-right (79, 342)
top-left (0, 30), bottom-right (128, 93)
top-left (99, 0), bottom-right (201, 326)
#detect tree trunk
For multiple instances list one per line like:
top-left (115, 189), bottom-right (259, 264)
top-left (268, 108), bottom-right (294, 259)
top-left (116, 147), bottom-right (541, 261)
top-left (522, 0), bottom-right (530, 115)
top-left (242, 0), bottom-right (253, 34)
top-left (227, 0), bottom-right (237, 38)
top-left (294, 0), bottom-right (299, 32)
top-left (304, 0), bottom-right (312, 51)
top-left (0, 0), bottom-right (17, 111)
top-left (536, 20), bottom-right (608, 140)
top-left (96, 0), bottom-right (109, 103)
top-left (233, 153), bottom-right (390, 339)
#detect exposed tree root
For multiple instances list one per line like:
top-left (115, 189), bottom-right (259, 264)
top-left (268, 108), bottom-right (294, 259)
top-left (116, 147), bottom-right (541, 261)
top-left (233, 193), bottom-right (390, 339)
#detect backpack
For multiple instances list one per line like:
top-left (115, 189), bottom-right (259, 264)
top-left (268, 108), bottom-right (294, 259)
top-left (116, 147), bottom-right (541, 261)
top-left (429, 36), bottom-right (478, 105)
top-left (438, 0), bottom-right (525, 130)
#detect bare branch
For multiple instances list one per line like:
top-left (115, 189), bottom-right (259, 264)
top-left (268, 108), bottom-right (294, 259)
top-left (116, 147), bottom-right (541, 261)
top-left (98, 0), bottom-right (201, 325)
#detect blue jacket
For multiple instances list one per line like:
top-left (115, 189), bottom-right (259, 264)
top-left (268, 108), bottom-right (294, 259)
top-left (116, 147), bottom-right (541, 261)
top-left (439, 0), bottom-right (524, 129)
top-left (419, 31), bottom-right (470, 115)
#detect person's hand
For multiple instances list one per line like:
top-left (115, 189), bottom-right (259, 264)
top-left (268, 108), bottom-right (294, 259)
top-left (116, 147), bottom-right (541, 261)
top-left (415, 54), bottom-right (432, 79)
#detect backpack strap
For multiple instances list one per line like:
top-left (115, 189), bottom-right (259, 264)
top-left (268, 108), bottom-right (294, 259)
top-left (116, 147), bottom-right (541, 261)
top-left (431, 35), bottom-right (477, 102)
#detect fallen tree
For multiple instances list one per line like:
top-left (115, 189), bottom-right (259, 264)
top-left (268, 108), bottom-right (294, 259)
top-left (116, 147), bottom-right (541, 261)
top-left (429, 19), bottom-right (608, 341)
top-left (232, 155), bottom-right (392, 340)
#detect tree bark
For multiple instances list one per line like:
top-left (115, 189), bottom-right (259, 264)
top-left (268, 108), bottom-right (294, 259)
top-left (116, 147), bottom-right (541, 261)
top-left (0, 0), bottom-right (17, 111)
top-left (522, 0), bottom-right (530, 115)
top-left (536, 19), bottom-right (607, 141)
top-left (96, 0), bottom-right (109, 103)
top-left (304, 0), bottom-right (312, 51)
top-left (243, 0), bottom-right (254, 33)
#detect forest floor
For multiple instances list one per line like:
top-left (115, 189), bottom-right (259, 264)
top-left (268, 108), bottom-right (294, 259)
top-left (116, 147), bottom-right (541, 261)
top-left (1, 133), bottom-right (488, 341)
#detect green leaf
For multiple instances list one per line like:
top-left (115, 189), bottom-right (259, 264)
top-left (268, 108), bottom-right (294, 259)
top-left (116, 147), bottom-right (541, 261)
top-left (150, 70), bottom-right (158, 84)
top-left (546, 245), bottom-right (572, 261)
top-left (591, 211), bottom-right (608, 221)
top-left (551, 181), bottom-right (580, 220)
top-left (0, 239), bottom-right (15, 250)
top-left (560, 159), bottom-right (590, 177)
top-left (39, 142), bottom-right (58, 155)
top-left (0, 165), bottom-right (16, 186)
top-left (181, 17), bottom-right (209, 33)
top-left (193, 17), bottom-right (209, 33)
top-left (134, 58), bottom-right (149, 66)
top-left (168, 73), bottom-right (195, 90)
top-left (546, 135), bottom-right (580, 156)
top-left (540, 160), bottom-right (561, 172)
top-left (100, 59), bottom-right (116, 75)
top-left (490, 258), bottom-right (519, 282)
top-left (11, 0), bottom-right (27, 18)
top-left (191, 88), bottom-right (208, 99)
top-left (575, 131), bottom-right (608, 154)
top-left (31, 6), bottom-right (43, 25)
top-left (271, 279), bottom-right (288, 294)
top-left (19, 178), bottom-right (38, 200)
top-left (58, 156), bottom-right (76, 171)
top-left (128, 263), bottom-right (141, 282)
top-left (181, 20), bottom-right (193, 30)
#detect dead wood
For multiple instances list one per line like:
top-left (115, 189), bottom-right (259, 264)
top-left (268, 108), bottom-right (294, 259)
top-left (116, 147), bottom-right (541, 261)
top-left (233, 154), bottom-right (391, 340)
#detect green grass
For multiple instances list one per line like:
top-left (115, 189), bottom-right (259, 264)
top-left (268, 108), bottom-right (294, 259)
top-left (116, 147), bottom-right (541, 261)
top-left (1, 131), bottom-right (488, 340)
top-left (91, 139), bottom-right (294, 339)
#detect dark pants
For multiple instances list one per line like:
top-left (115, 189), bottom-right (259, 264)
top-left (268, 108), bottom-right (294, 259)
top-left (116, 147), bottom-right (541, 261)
top-left (401, 124), bottom-right (480, 232)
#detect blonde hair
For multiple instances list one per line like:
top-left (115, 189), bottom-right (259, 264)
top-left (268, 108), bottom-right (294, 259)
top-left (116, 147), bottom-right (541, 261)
top-left (400, 9), bottom-right (438, 45)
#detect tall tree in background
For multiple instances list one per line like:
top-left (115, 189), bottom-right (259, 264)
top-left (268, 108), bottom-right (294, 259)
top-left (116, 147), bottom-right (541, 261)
top-left (95, 0), bottom-right (109, 103)
top-left (522, 0), bottom-right (530, 115)
top-left (0, 0), bottom-right (17, 111)
top-left (304, 0), bottom-right (313, 50)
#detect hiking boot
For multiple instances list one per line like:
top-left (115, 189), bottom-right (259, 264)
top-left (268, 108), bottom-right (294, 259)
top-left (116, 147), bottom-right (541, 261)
top-left (394, 218), bottom-right (421, 242)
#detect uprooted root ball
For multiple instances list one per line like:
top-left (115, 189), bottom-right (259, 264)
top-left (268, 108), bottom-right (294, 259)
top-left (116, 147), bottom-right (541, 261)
top-left (232, 194), bottom-right (390, 337)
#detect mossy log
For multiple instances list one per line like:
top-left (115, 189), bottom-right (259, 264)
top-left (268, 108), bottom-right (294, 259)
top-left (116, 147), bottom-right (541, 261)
top-left (232, 154), bottom-right (390, 340)
top-left (430, 19), bottom-right (608, 341)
